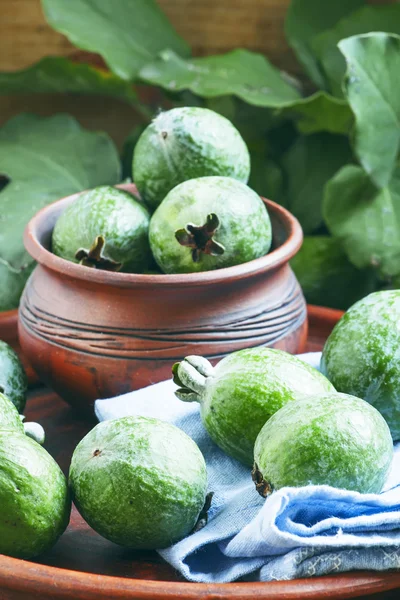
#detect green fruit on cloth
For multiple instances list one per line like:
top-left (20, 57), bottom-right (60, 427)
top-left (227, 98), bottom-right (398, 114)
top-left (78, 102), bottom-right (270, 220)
top-left (52, 186), bottom-right (152, 273)
top-left (0, 341), bottom-right (27, 413)
top-left (173, 348), bottom-right (335, 465)
top-left (149, 176), bottom-right (272, 273)
top-left (253, 393), bottom-right (393, 496)
top-left (321, 290), bottom-right (400, 440)
top-left (0, 431), bottom-right (70, 558)
top-left (132, 106), bottom-right (250, 210)
top-left (69, 416), bottom-right (208, 549)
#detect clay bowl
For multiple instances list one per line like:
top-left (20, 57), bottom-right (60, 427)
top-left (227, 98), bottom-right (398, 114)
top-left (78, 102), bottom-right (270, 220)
top-left (18, 184), bottom-right (307, 412)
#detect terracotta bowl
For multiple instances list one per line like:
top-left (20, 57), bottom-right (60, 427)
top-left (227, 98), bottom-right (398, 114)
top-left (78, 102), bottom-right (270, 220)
top-left (18, 184), bottom-right (307, 412)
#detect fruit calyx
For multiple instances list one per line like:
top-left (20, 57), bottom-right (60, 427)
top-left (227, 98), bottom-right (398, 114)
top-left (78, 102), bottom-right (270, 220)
top-left (172, 355), bottom-right (215, 402)
top-left (75, 236), bottom-right (122, 272)
top-left (192, 491), bottom-right (214, 533)
top-left (252, 463), bottom-right (273, 498)
top-left (175, 213), bottom-right (225, 262)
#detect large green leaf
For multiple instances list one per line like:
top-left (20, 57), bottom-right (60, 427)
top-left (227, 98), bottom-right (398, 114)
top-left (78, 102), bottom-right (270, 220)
top-left (323, 165), bottom-right (400, 278)
top-left (247, 141), bottom-right (284, 204)
top-left (140, 50), bottom-right (352, 135)
top-left (0, 262), bottom-right (35, 312)
top-left (139, 49), bottom-right (301, 107)
top-left (312, 5), bottom-right (400, 97)
top-left (280, 134), bottom-right (352, 234)
top-left (0, 114), bottom-right (121, 274)
top-left (290, 236), bottom-right (377, 310)
top-left (284, 0), bottom-right (364, 87)
top-left (206, 97), bottom-right (280, 143)
top-left (339, 33), bottom-right (400, 189)
top-left (41, 0), bottom-right (190, 81)
top-left (121, 124), bottom-right (146, 180)
top-left (279, 91), bottom-right (353, 135)
top-left (0, 57), bottom-right (138, 105)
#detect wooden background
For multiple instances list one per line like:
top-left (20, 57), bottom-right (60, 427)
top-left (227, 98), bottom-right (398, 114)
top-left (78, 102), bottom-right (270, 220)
top-left (0, 0), bottom-right (393, 147)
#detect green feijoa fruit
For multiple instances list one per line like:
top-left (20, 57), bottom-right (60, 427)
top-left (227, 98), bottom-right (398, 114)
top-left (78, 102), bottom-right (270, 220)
top-left (132, 106), bottom-right (250, 210)
top-left (253, 393), bottom-right (393, 496)
top-left (149, 176), bottom-right (272, 274)
top-left (0, 431), bottom-right (71, 559)
top-left (52, 186), bottom-right (153, 273)
top-left (321, 290), bottom-right (400, 441)
top-left (0, 392), bottom-right (24, 433)
top-left (173, 348), bottom-right (335, 465)
top-left (69, 416), bottom-right (208, 549)
top-left (0, 341), bottom-right (27, 413)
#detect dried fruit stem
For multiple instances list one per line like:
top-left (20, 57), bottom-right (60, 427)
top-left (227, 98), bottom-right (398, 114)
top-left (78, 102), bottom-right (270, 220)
top-left (178, 361), bottom-right (206, 395)
top-left (75, 236), bottom-right (122, 271)
top-left (173, 356), bottom-right (214, 403)
top-left (252, 463), bottom-right (273, 498)
top-left (175, 213), bottom-right (225, 262)
top-left (192, 491), bottom-right (214, 533)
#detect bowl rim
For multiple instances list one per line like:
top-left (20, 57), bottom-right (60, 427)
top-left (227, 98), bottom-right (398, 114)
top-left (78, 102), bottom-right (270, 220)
top-left (23, 183), bottom-right (303, 289)
top-left (1, 549), bottom-right (400, 600)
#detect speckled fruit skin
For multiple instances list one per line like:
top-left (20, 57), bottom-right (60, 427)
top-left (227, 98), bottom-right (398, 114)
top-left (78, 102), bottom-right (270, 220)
top-left (52, 186), bottom-right (153, 273)
top-left (0, 393), bottom-right (24, 433)
top-left (132, 106), bottom-right (250, 210)
top-left (0, 431), bottom-right (71, 559)
top-left (254, 393), bottom-right (393, 494)
top-left (175, 348), bottom-right (335, 466)
top-left (69, 416), bottom-right (207, 550)
top-left (149, 176), bottom-right (272, 274)
top-left (321, 290), bottom-right (400, 441)
top-left (0, 341), bottom-right (27, 413)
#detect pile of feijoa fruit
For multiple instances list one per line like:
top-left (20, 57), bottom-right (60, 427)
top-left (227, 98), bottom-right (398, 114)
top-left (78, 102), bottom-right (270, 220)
top-left (67, 291), bottom-right (398, 552)
top-left (2, 107), bottom-right (399, 561)
top-left (52, 107), bottom-right (272, 275)
top-left (0, 294), bottom-right (399, 557)
top-left (0, 341), bottom-right (70, 559)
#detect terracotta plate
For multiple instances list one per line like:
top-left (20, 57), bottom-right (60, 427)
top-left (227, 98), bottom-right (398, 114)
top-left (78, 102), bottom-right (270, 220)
top-left (0, 305), bottom-right (399, 600)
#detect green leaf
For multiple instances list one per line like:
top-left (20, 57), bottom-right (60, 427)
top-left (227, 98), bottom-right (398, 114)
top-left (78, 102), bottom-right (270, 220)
top-left (284, 0), bottom-right (364, 87)
top-left (280, 133), bottom-right (352, 234)
top-left (290, 236), bottom-right (377, 310)
top-left (139, 49), bottom-right (301, 107)
top-left (41, 0), bottom-right (190, 81)
top-left (247, 141), bottom-right (284, 203)
top-left (0, 57), bottom-right (138, 105)
top-left (339, 33), bottom-right (400, 189)
top-left (206, 97), bottom-right (279, 142)
top-left (312, 5), bottom-right (400, 96)
top-left (121, 124), bottom-right (146, 180)
top-left (323, 165), bottom-right (400, 278)
top-left (0, 114), bottom-right (121, 273)
top-left (278, 91), bottom-right (353, 135)
top-left (0, 262), bottom-right (36, 312)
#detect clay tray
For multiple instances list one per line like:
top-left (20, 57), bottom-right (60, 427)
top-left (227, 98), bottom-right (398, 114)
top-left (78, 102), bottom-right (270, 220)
top-left (1, 305), bottom-right (400, 600)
